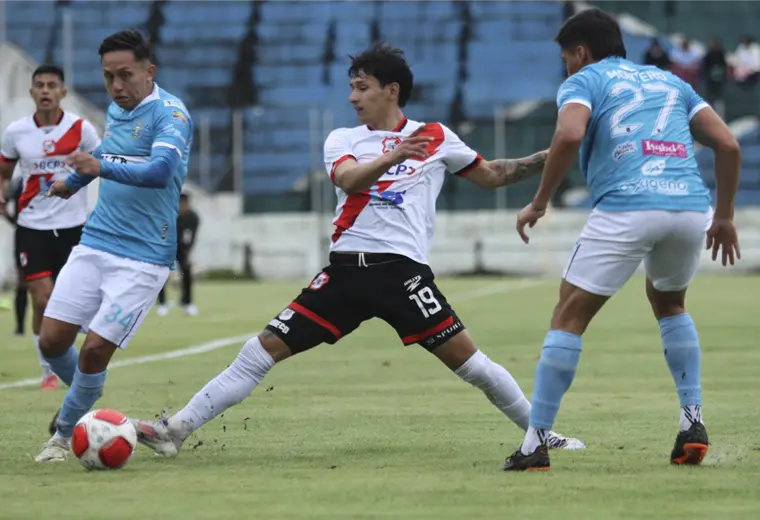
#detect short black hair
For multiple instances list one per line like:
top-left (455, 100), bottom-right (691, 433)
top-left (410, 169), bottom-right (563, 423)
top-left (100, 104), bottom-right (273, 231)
top-left (555, 8), bottom-right (626, 60)
top-left (32, 64), bottom-right (64, 83)
top-left (180, 193), bottom-right (189, 202)
top-left (348, 44), bottom-right (414, 107)
top-left (99, 29), bottom-right (152, 61)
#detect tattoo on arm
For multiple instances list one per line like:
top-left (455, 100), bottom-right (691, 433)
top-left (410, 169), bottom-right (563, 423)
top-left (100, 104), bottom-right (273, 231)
top-left (488, 150), bottom-right (548, 186)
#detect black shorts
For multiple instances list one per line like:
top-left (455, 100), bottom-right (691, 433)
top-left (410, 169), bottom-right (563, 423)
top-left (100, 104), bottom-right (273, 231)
top-left (265, 252), bottom-right (465, 353)
top-left (15, 225), bottom-right (83, 282)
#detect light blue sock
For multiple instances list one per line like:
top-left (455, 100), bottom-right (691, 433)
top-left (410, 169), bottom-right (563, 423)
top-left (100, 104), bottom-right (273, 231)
top-left (530, 330), bottom-right (583, 430)
top-left (660, 313), bottom-right (701, 407)
top-left (44, 346), bottom-right (79, 386)
top-left (56, 368), bottom-right (107, 437)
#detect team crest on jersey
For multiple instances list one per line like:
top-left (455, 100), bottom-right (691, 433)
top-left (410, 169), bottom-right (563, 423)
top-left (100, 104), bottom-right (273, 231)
top-left (309, 272), bottom-right (330, 290)
top-left (381, 137), bottom-right (402, 154)
top-left (42, 140), bottom-right (56, 154)
top-left (132, 120), bottom-right (145, 138)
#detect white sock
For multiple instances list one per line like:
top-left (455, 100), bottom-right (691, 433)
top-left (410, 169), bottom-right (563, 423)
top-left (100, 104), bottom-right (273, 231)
top-left (520, 426), bottom-right (548, 455)
top-left (454, 350), bottom-right (531, 431)
top-left (680, 404), bottom-right (703, 432)
top-left (34, 334), bottom-right (53, 377)
top-left (168, 337), bottom-right (275, 440)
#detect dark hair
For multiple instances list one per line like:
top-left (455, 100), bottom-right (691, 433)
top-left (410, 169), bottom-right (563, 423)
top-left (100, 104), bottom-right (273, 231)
top-left (180, 193), bottom-right (189, 202)
top-left (32, 64), bottom-right (64, 83)
top-left (99, 29), bottom-right (152, 61)
top-left (348, 44), bottom-right (413, 107)
top-left (555, 8), bottom-right (626, 60)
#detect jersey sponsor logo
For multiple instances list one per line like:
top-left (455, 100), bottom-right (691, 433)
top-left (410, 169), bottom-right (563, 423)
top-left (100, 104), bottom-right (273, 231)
top-left (370, 189), bottom-right (405, 207)
top-left (381, 136), bottom-right (402, 154)
top-left (268, 319), bottom-right (290, 335)
top-left (309, 272), bottom-right (330, 290)
top-left (613, 141), bottom-right (636, 161)
top-left (641, 139), bottom-right (687, 158)
top-left (171, 111), bottom-right (187, 125)
top-left (102, 154), bottom-right (129, 164)
top-left (278, 308), bottom-right (295, 321)
top-left (32, 159), bottom-right (64, 170)
top-left (131, 120), bottom-right (145, 138)
top-left (384, 163), bottom-right (416, 176)
top-left (618, 178), bottom-right (689, 195)
top-left (641, 159), bottom-right (666, 176)
top-left (163, 100), bottom-right (186, 109)
top-left (404, 275), bottom-right (422, 292)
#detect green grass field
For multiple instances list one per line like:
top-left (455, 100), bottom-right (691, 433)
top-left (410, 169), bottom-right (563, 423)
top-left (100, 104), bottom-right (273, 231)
top-left (0, 275), bottom-right (759, 520)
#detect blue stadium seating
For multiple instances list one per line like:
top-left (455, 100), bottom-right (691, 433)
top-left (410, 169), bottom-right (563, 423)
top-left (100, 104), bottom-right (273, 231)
top-left (4, 0), bottom-right (757, 206)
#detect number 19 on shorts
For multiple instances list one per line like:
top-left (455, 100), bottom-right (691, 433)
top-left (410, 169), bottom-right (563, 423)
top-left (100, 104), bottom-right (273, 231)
top-left (409, 287), bottom-right (442, 318)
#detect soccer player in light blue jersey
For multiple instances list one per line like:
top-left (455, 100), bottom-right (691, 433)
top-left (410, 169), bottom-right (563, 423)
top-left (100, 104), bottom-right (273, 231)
top-left (34, 30), bottom-right (192, 463)
top-left (502, 9), bottom-right (741, 471)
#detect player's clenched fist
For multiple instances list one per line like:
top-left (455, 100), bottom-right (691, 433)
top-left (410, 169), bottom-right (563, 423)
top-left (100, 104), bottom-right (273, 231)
top-left (387, 124), bottom-right (434, 165)
top-left (66, 152), bottom-right (101, 176)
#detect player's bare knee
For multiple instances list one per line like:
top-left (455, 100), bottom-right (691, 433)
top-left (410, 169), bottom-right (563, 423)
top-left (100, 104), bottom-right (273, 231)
top-left (432, 331), bottom-right (477, 371)
top-left (79, 337), bottom-right (117, 373)
top-left (257, 330), bottom-right (293, 363)
top-left (646, 281), bottom-right (686, 320)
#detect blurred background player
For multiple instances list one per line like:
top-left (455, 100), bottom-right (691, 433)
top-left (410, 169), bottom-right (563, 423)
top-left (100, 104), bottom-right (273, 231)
top-left (132, 44), bottom-right (585, 460)
top-left (0, 64), bottom-right (100, 390)
top-left (1, 175), bottom-right (28, 336)
top-left (34, 29), bottom-right (192, 462)
top-left (503, 8), bottom-right (741, 471)
top-left (156, 192), bottom-right (200, 317)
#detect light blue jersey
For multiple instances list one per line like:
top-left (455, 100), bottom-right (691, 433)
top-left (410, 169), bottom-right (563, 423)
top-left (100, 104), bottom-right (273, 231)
top-left (68, 84), bottom-right (193, 266)
top-left (557, 57), bottom-right (711, 212)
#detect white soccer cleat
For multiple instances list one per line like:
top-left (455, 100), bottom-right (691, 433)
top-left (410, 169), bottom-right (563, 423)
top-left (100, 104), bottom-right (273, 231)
top-left (156, 304), bottom-right (171, 317)
top-left (183, 304), bottom-right (198, 316)
top-left (35, 435), bottom-right (71, 463)
top-left (546, 431), bottom-right (586, 451)
top-left (130, 418), bottom-right (183, 458)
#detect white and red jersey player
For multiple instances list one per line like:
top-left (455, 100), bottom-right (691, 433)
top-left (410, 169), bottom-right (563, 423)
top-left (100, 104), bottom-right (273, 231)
top-left (324, 117), bottom-right (480, 264)
top-left (1, 111), bottom-right (100, 230)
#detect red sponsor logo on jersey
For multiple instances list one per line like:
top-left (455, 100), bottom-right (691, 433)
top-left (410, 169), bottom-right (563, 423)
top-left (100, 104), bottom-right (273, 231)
top-left (381, 137), bottom-right (402, 154)
top-left (309, 272), bottom-right (330, 290)
top-left (641, 139), bottom-right (687, 158)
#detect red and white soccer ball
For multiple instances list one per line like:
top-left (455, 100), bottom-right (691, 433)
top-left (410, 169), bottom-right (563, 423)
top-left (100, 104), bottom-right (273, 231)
top-left (71, 409), bottom-right (137, 470)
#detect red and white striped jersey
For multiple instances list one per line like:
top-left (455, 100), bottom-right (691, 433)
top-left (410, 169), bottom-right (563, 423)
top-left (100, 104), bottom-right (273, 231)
top-left (323, 118), bottom-right (481, 265)
top-left (1, 111), bottom-right (100, 230)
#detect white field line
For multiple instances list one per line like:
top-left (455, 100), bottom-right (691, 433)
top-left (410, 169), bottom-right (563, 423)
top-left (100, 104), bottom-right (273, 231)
top-left (0, 278), bottom-right (548, 391)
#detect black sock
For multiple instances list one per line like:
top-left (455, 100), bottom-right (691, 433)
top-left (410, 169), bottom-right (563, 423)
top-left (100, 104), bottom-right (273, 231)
top-left (15, 287), bottom-right (27, 334)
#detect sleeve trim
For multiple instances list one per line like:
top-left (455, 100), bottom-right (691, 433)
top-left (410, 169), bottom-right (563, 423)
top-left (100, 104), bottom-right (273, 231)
top-left (453, 155), bottom-right (483, 177)
top-left (153, 142), bottom-right (183, 159)
top-left (329, 154), bottom-right (356, 183)
top-left (0, 155), bottom-right (18, 164)
top-left (688, 102), bottom-right (710, 121)
top-left (560, 99), bottom-right (592, 111)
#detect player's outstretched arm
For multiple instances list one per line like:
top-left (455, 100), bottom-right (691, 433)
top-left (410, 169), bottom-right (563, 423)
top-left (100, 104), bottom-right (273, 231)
top-left (464, 150), bottom-right (548, 188)
top-left (331, 125), bottom-right (433, 194)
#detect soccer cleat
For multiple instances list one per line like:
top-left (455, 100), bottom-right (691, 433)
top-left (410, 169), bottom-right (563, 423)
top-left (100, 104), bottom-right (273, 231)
top-left (670, 422), bottom-right (709, 465)
top-left (48, 408), bottom-right (60, 436)
top-left (35, 435), bottom-right (71, 463)
top-left (183, 304), bottom-right (198, 316)
top-left (131, 418), bottom-right (183, 458)
top-left (40, 374), bottom-right (59, 391)
top-left (546, 430), bottom-right (586, 450)
top-left (501, 445), bottom-right (550, 472)
top-left (156, 304), bottom-right (170, 317)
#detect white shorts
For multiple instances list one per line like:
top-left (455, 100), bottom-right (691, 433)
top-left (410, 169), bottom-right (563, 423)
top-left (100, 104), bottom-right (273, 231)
top-left (563, 208), bottom-right (711, 297)
top-left (44, 245), bottom-right (170, 349)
